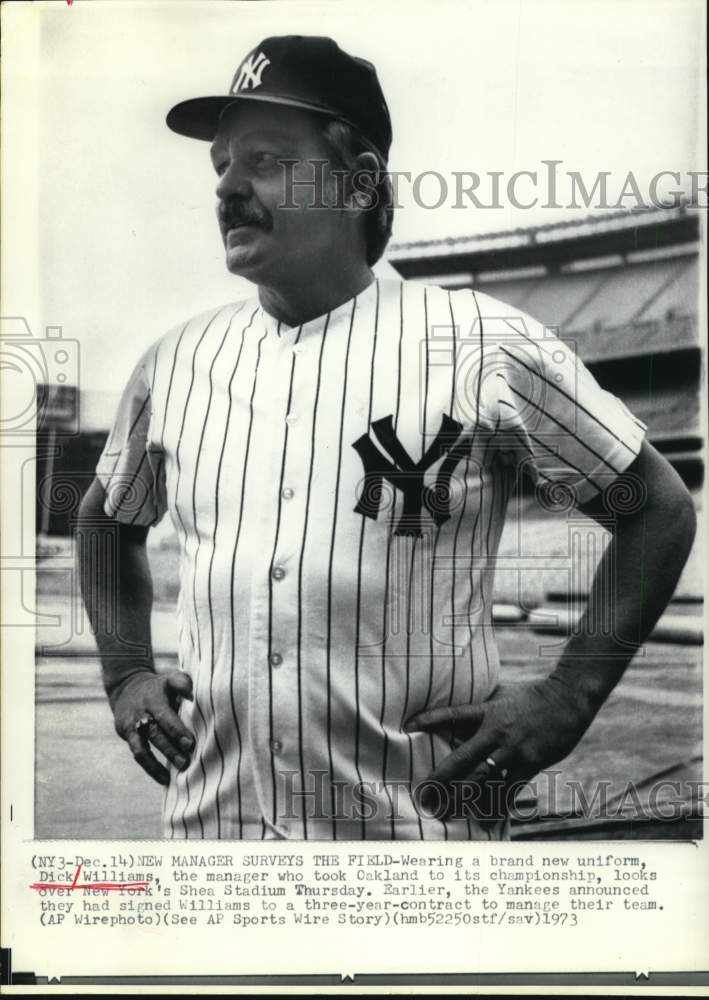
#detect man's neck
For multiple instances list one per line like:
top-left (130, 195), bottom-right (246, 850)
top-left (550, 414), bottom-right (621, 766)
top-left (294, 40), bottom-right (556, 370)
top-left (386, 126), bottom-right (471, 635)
top-left (257, 262), bottom-right (375, 328)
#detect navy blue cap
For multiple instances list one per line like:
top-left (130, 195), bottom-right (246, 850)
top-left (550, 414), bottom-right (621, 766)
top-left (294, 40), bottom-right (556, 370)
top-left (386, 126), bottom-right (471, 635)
top-left (166, 35), bottom-right (392, 161)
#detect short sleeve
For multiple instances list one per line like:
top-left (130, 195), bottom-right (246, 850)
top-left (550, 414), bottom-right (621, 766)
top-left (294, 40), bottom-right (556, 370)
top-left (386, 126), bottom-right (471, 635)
top-left (482, 302), bottom-right (647, 506)
top-left (95, 350), bottom-right (167, 527)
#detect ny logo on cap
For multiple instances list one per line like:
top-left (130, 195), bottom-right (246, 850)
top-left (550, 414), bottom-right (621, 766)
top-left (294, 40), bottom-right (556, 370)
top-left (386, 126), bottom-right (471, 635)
top-left (231, 51), bottom-right (271, 93)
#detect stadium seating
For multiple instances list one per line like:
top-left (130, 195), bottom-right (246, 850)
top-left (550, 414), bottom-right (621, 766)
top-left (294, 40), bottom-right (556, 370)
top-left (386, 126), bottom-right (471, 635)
top-left (635, 255), bottom-right (698, 322)
top-left (517, 270), bottom-right (607, 329)
top-left (474, 276), bottom-right (540, 309)
top-left (568, 256), bottom-right (689, 331)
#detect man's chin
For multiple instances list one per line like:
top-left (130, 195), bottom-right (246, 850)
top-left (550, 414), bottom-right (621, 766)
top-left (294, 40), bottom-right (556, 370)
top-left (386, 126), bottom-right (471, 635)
top-left (224, 245), bottom-right (267, 278)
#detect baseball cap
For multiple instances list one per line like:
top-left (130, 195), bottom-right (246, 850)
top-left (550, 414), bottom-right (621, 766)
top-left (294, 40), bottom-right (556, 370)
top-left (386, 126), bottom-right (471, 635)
top-left (166, 35), bottom-right (392, 161)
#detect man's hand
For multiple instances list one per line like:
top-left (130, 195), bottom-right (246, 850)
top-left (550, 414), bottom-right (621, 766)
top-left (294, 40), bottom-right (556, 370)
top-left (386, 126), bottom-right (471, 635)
top-left (109, 670), bottom-right (195, 786)
top-left (406, 677), bottom-right (597, 820)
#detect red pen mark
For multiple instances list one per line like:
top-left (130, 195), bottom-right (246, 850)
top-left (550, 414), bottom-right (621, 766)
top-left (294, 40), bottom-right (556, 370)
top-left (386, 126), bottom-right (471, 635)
top-left (29, 864), bottom-right (148, 892)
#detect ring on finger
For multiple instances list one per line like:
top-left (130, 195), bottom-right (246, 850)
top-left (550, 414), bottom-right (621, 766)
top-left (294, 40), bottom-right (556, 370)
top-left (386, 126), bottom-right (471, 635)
top-left (135, 713), bottom-right (155, 739)
top-left (484, 756), bottom-right (508, 779)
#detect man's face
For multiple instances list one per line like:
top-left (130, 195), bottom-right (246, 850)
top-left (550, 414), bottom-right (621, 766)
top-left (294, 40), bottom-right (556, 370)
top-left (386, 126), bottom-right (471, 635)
top-left (211, 102), bottom-right (348, 284)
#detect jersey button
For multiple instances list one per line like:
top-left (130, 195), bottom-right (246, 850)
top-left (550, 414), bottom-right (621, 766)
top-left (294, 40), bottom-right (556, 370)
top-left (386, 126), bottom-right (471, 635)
top-left (272, 566), bottom-right (286, 581)
top-left (285, 413), bottom-right (297, 425)
top-left (270, 652), bottom-right (283, 667)
top-left (270, 739), bottom-right (283, 753)
top-left (282, 487), bottom-right (294, 500)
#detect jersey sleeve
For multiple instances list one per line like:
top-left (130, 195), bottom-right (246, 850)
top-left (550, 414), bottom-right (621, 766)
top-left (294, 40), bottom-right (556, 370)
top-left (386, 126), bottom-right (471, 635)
top-left (476, 295), bottom-right (647, 506)
top-left (95, 349), bottom-right (167, 527)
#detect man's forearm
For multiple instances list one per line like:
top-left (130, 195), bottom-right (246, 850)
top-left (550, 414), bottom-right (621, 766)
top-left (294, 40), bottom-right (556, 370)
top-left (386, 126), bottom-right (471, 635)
top-left (76, 480), bottom-right (194, 785)
top-left (551, 454), bottom-right (697, 715)
top-left (77, 487), bottom-right (156, 702)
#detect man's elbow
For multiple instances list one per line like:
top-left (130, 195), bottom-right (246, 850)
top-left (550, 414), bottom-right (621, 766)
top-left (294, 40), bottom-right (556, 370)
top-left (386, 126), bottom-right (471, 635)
top-left (673, 481), bottom-right (697, 555)
top-left (75, 478), bottom-right (151, 556)
top-left (76, 477), bottom-right (109, 533)
top-left (651, 472), bottom-right (697, 566)
top-left (638, 442), bottom-right (697, 559)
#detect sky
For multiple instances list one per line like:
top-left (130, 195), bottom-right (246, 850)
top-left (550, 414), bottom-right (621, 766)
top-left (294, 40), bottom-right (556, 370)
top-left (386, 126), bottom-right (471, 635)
top-left (2, 0), bottom-right (705, 406)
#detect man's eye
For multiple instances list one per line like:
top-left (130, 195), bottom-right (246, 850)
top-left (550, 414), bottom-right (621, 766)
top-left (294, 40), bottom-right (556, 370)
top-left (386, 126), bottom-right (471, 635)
top-left (254, 151), bottom-right (277, 167)
top-left (215, 162), bottom-right (229, 177)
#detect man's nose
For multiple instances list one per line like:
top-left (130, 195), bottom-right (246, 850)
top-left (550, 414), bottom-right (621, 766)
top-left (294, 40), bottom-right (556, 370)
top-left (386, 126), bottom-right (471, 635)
top-left (216, 164), bottom-right (253, 201)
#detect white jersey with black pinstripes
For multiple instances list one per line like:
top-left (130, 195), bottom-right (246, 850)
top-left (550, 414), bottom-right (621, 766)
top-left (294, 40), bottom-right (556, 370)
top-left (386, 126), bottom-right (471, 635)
top-left (96, 277), bottom-right (646, 840)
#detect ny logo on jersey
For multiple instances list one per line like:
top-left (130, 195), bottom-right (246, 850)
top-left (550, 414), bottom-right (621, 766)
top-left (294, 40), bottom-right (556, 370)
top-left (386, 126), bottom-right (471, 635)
top-left (230, 51), bottom-right (271, 93)
top-left (352, 413), bottom-right (473, 537)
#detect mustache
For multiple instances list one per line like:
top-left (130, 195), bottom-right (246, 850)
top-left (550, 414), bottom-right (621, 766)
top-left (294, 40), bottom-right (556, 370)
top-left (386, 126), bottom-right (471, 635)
top-left (218, 200), bottom-right (272, 230)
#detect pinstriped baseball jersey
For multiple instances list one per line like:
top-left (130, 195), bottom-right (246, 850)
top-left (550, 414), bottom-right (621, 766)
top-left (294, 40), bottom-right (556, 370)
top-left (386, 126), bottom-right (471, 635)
top-left (96, 277), bottom-right (646, 840)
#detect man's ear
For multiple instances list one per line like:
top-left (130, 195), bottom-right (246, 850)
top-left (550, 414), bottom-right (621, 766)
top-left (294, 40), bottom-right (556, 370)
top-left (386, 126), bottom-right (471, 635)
top-left (349, 151), bottom-right (381, 209)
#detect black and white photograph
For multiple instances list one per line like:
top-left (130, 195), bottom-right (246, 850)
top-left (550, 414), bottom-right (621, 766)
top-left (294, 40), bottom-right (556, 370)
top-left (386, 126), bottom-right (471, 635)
top-left (1, 0), bottom-right (707, 987)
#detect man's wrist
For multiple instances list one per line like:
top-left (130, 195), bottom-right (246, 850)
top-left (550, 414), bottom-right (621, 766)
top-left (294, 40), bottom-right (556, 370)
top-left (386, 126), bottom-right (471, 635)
top-left (104, 663), bottom-right (156, 710)
top-left (549, 634), bottom-right (638, 717)
top-left (546, 664), bottom-right (607, 722)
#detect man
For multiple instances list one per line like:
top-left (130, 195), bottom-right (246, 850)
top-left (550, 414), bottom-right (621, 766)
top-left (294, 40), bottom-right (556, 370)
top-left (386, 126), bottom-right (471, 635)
top-left (78, 35), bottom-right (696, 840)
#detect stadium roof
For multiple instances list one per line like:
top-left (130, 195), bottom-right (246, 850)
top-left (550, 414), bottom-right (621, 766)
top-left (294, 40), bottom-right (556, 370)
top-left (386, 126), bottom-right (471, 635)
top-left (388, 206), bottom-right (700, 279)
